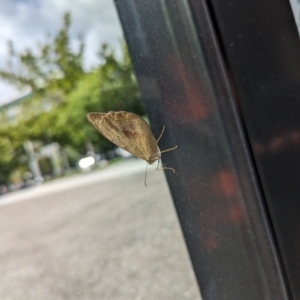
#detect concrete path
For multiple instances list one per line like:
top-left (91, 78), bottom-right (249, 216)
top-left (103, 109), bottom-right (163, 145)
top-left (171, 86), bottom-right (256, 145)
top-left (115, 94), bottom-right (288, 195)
top-left (0, 159), bottom-right (201, 300)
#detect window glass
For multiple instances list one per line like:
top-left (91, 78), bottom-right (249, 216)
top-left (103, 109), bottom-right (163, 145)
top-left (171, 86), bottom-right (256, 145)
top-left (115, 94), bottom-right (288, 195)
top-left (0, 1), bottom-right (200, 299)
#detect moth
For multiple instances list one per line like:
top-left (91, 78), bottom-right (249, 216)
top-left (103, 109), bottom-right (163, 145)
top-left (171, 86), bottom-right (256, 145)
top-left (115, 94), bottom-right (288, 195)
top-left (86, 111), bottom-right (177, 186)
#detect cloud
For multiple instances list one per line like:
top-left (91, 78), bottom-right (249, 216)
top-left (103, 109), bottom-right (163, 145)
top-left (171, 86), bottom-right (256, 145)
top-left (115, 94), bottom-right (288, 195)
top-left (0, 0), bottom-right (123, 105)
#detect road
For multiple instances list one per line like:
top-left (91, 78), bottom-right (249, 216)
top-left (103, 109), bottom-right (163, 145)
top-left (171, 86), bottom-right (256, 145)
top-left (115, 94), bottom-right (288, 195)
top-left (0, 159), bottom-right (201, 300)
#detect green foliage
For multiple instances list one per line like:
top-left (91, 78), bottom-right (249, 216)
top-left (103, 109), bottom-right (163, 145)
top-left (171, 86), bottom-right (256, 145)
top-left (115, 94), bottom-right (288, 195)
top-left (98, 44), bottom-right (144, 115)
top-left (0, 126), bottom-right (27, 184)
top-left (60, 44), bottom-right (144, 151)
top-left (0, 13), bottom-right (143, 185)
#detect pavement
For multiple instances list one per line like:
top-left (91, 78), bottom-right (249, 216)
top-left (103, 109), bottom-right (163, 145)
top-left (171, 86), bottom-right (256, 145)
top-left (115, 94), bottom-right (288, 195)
top-left (0, 159), bottom-right (201, 300)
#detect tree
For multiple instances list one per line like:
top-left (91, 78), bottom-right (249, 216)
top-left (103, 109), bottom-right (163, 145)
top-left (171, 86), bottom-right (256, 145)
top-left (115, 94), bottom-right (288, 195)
top-left (0, 13), bottom-right (143, 184)
top-left (0, 126), bottom-right (27, 185)
top-left (0, 12), bottom-right (84, 94)
top-left (98, 44), bottom-right (144, 115)
top-left (61, 44), bottom-right (144, 151)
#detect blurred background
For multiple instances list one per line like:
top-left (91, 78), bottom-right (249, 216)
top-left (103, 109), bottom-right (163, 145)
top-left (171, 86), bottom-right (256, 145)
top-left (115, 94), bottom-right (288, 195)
top-left (0, 1), bottom-right (200, 299)
top-left (0, 2), bottom-right (144, 190)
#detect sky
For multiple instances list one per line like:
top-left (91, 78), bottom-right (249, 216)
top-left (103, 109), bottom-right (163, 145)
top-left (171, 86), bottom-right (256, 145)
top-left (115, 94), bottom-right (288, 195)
top-left (290, 0), bottom-right (300, 36)
top-left (0, 0), bottom-right (124, 105)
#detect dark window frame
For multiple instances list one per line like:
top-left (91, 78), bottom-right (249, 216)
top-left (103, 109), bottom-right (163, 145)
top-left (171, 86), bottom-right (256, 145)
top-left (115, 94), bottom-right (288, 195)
top-left (114, 0), bottom-right (299, 299)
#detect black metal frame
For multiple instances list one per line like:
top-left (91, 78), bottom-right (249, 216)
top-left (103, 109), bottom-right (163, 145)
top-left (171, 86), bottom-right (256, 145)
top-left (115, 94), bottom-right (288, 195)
top-left (208, 1), bottom-right (300, 299)
top-left (114, 0), bottom-right (299, 299)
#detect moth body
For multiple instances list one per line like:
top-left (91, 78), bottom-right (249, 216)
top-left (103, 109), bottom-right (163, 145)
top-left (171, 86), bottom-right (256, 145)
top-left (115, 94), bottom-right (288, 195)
top-left (86, 111), bottom-right (158, 162)
top-left (86, 111), bottom-right (176, 186)
top-left (147, 147), bottom-right (161, 165)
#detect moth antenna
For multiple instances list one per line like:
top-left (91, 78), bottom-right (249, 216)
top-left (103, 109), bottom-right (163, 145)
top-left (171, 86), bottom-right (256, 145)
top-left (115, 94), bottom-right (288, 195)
top-left (156, 125), bottom-right (165, 144)
top-left (160, 145), bottom-right (177, 154)
top-left (144, 163), bottom-right (149, 187)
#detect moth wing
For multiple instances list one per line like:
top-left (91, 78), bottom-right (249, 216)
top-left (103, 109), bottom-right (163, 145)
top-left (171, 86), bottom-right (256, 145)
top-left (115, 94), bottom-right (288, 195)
top-left (86, 111), bottom-right (158, 161)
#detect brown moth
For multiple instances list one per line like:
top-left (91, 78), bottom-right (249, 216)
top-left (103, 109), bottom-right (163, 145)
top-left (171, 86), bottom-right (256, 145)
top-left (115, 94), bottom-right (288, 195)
top-left (86, 111), bottom-right (177, 186)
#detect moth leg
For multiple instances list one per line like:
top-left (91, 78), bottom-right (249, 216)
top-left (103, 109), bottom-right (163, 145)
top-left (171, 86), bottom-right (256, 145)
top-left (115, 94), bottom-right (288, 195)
top-left (156, 126), bottom-right (177, 154)
top-left (156, 158), bottom-right (160, 170)
top-left (160, 145), bottom-right (177, 154)
top-left (157, 166), bottom-right (176, 173)
top-left (156, 125), bottom-right (165, 144)
top-left (155, 158), bottom-right (176, 173)
top-left (144, 163), bottom-right (149, 187)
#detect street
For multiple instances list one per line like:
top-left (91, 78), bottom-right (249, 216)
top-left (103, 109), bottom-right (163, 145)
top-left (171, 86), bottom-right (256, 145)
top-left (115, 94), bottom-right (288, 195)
top-left (0, 159), bottom-right (201, 300)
